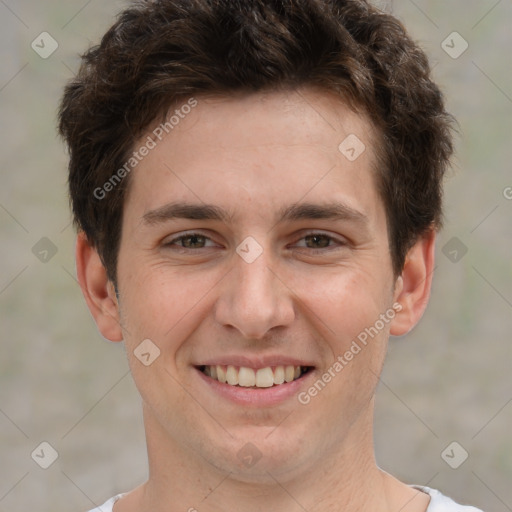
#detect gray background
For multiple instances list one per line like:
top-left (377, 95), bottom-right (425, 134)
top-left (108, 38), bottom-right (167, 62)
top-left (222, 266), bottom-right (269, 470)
top-left (0, 1), bottom-right (511, 511)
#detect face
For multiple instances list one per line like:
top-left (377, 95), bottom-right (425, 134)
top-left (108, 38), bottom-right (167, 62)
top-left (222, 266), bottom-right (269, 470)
top-left (95, 89), bottom-right (408, 480)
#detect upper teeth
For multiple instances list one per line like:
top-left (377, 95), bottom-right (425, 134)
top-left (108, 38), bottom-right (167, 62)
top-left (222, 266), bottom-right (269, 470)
top-left (202, 365), bottom-right (305, 387)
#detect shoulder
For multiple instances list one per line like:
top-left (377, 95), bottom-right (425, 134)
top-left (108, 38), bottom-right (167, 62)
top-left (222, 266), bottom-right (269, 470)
top-left (89, 488), bottom-right (484, 512)
top-left (87, 494), bottom-right (126, 512)
top-left (412, 485), bottom-right (485, 512)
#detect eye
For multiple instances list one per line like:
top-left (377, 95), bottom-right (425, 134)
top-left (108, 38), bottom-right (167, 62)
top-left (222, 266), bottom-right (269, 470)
top-left (293, 232), bottom-right (347, 253)
top-left (163, 232), bottom-right (218, 250)
top-left (162, 231), bottom-right (346, 253)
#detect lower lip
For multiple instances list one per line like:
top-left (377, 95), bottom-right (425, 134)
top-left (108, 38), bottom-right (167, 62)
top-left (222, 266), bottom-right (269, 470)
top-left (194, 367), bottom-right (315, 407)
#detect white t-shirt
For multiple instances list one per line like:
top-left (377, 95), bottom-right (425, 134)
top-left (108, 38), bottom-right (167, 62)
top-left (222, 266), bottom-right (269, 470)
top-left (88, 486), bottom-right (484, 511)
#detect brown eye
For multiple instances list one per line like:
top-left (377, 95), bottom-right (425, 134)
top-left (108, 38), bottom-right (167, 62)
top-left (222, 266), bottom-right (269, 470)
top-left (292, 232), bottom-right (347, 254)
top-left (304, 234), bottom-right (332, 249)
top-left (179, 234), bottom-right (207, 248)
top-left (164, 232), bottom-right (216, 250)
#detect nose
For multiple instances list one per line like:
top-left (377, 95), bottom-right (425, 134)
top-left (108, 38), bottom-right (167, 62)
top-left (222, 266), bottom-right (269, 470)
top-left (214, 243), bottom-right (296, 340)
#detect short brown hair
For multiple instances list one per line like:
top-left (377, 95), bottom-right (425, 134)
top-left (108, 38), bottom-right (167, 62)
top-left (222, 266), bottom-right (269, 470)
top-left (58, 0), bottom-right (455, 284)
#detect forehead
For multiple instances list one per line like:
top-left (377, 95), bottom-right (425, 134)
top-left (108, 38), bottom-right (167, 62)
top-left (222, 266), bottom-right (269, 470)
top-left (124, 88), bottom-right (384, 230)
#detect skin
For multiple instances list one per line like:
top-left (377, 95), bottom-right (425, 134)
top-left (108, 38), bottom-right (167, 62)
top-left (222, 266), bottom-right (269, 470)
top-left (77, 88), bottom-right (436, 512)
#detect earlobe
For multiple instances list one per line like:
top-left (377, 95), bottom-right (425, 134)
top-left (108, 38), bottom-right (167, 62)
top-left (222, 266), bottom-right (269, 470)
top-left (75, 232), bottom-right (123, 342)
top-left (390, 229), bottom-right (436, 337)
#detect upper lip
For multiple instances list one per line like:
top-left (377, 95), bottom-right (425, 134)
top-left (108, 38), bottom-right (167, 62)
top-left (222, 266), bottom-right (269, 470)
top-left (194, 355), bottom-right (315, 369)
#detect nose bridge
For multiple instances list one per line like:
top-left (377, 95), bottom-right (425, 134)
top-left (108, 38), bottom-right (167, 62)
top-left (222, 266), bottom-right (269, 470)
top-left (215, 240), bottom-right (294, 339)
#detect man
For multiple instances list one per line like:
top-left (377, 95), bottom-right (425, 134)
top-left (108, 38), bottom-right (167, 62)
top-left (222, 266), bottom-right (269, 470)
top-left (58, 0), bottom-right (483, 510)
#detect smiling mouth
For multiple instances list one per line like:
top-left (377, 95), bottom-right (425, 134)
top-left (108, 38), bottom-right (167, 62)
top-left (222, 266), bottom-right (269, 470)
top-left (197, 365), bottom-right (313, 388)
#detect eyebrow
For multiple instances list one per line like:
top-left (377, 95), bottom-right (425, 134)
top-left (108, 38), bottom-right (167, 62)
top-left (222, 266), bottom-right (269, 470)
top-left (142, 200), bottom-right (368, 227)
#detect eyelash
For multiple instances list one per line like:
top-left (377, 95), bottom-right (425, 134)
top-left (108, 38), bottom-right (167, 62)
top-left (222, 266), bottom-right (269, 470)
top-left (163, 231), bottom-right (346, 254)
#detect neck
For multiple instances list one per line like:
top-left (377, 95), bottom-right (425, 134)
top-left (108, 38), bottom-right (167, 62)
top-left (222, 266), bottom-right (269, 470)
top-left (115, 398), bottom-right (429, 512)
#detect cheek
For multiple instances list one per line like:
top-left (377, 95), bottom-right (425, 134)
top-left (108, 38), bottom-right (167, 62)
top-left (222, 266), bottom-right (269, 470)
top-left (296, 271), bottom-right (391, 428)
top-left (118, 264), bottom-right (223, 353)
top-left (296, 267), bottom-right (389, 348)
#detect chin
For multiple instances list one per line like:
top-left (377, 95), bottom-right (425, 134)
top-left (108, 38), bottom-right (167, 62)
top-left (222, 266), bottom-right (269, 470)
top-left (201, 428), bottom-right (311, 482)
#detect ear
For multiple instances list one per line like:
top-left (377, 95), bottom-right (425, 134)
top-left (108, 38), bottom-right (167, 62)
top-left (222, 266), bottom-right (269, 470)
top-left (390, 228), bottom-right (436, 336)
top-left (75, 232), bottom-right (123, 342)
